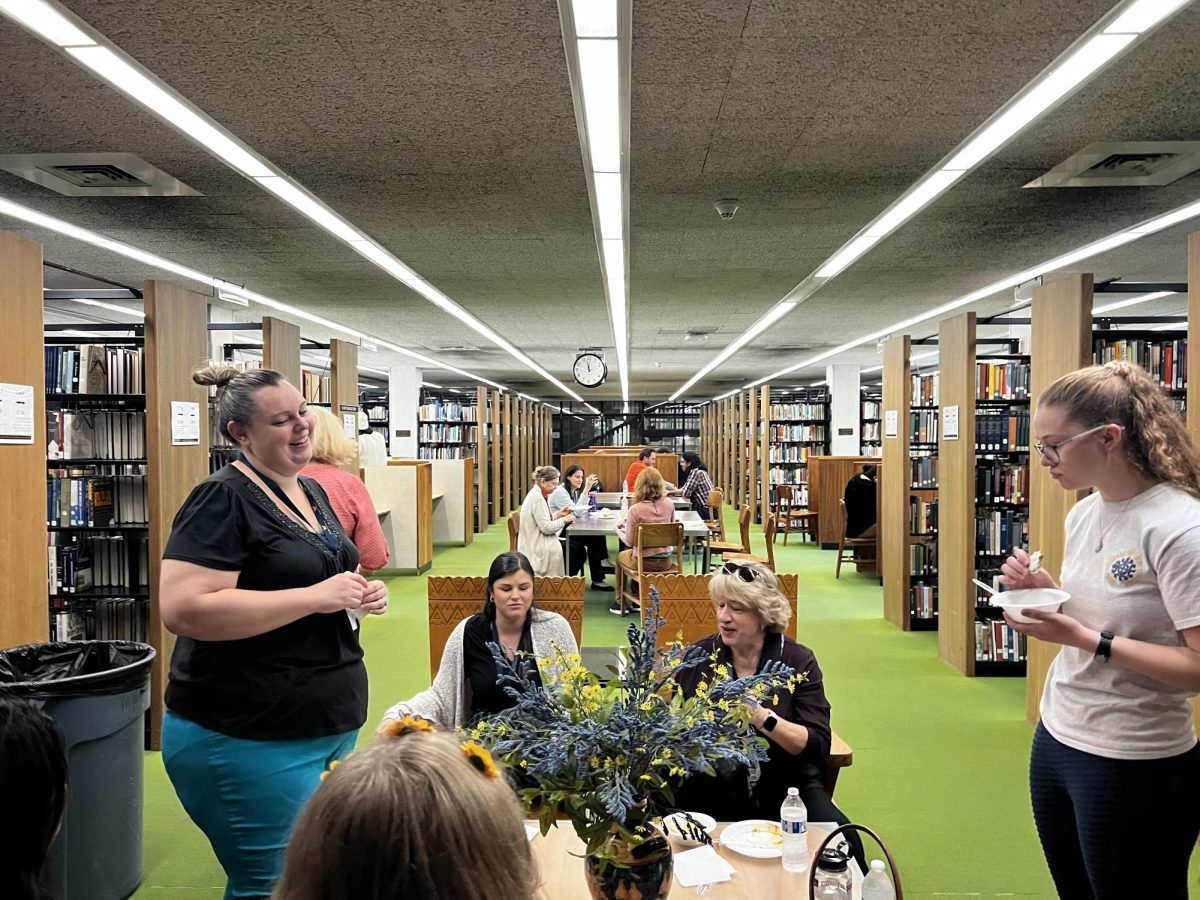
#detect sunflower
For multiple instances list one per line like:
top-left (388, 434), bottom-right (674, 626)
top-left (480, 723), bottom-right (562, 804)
top-left (460, 740), bottom-right (501, 779)
top-left (381, 715), bottom-right (437, 738)
top-left (319, 758), bottom-right (342, 782)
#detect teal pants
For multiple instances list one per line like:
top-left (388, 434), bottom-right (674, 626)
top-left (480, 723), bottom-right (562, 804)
top-left (162, 710), bottom-right (358, 900)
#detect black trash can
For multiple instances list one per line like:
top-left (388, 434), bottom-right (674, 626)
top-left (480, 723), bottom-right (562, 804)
top-left (0, 640), bottom-right (156, 900)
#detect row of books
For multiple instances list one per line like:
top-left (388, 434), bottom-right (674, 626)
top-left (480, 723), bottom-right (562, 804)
top-left (912, 372), bottom-right (939, 407)
top-left (48, 410), bottom-right (145, 460)
top-left (861, 444), bottom-right (882, 458)
top-left (910, 409), bottom-right (939, 444)
top-left (416, 446), bottom-right (475, 459)
top-left (48, 533), bottom-right (150, 595)
top-left (769, 424), bottom-right (827, 442)
top-left (1093, 337), bottom-right (1186, 391)
top-left (975, 618), bottom-right (1027, 663)
top-left (419, 424), bottom-right (477, 443)
top-left (861, 400), bottom-right (882, 419)
top-left (768, 466), bottom-right (808, 485)
top-left (419, 402), bottom-right (477, 422)
top-left (769, 446), bottom-right (812, 464)
top-left (910, 498), bottom-right (937, 535)
top-left (45, 345), bottom-right (143, 395)
top-left (768, 403), bottom-right (826, 421)
top-left (976, 410), bottom-right (1029, 453)
top-left (910, 540), bottom-right (937, 577)
top-left (976, 361), bottom-right (1030, 400)
top-left (911, 453), bottom-right (937, 488)
top-left (50, 599), bottom-right (147, 643)
top-left (861, 422), bottom-right (881, 441)
top-left (976, 462), bottom-right (1029, 506)
top-left (976, 509), bottom-right (1029, 556)
top-left (47, 469), bottom-right (148, 526)
top-left (363, 404), bottom-right (387, 421)
top-left (302, 370), bottom-right (331, 403)
top-left (910, 583), bottom-right (937, 620)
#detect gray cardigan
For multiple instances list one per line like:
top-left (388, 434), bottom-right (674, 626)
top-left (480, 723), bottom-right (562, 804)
top-left (382, 608), bottom-right (578, 728)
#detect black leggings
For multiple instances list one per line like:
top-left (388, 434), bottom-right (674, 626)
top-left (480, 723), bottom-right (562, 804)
top-left (1029, 722), bottom-right (1200, 899)
top-left (564, 535), bottom-right (610, 583)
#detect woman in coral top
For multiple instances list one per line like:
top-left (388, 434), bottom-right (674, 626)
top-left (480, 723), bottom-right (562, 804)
top-left (301, 409), bottom-right (391, 572)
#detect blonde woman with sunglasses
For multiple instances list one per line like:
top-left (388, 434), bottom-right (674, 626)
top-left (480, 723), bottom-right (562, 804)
top-left (1000, 361), bottom-right (1200, 898)
top-left (672, 560), bottom-right (864, 869)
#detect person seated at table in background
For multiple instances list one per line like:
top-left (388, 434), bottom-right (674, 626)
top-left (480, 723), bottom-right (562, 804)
top-left (379, 552), bottom-right (578, 729)
top-left (843, 463), bottom-right (878, 539)
top-left (301, 408), bottom-right (391, 572)
top-left (674, 450), bottom-right (715, 518)
top-left (549, 464), bottom-right (613, 592)
top-left (672, 561), bottom-right (865, 870)
top-left (623, 447), bottom-right (676, 494)
top-left (273, 725), bottom-right (535, 900)
top-left (614, 467), bottom-right (677, 617)
top-left (518, 466), bottom-right (574, 576)
top-left (0, 695), bottom-right (68, 900)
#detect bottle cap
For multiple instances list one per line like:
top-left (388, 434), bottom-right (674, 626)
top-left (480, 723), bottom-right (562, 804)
top-left (870, 859), bottom-right (886, 871)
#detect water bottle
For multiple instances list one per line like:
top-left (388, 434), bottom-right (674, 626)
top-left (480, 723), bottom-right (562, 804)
top-left (588, 490), bottom-right (598, 511)
top-left (812, 846), bottom-right (852, 899)
top-left (780, 786), bottom-right (808, 873)
top-left (619, 492), bottom-right (629, 515)
top-left (862, 859), bottom-right (896, 900)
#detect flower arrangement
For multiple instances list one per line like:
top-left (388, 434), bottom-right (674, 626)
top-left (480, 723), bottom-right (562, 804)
top-left (469, 586), bottom-right (802, 868)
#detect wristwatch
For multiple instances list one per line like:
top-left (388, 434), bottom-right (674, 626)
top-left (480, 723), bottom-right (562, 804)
top-left (762, 712), bottom-right (778, 733)
top-left (1094, 630), bottom-right (1115, 664)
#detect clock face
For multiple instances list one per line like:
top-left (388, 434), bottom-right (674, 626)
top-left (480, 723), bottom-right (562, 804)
top-left (573, 353), bottom-right (606, 388)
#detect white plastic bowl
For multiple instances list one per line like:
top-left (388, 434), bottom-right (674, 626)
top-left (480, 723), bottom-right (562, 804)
top-left (661, 811), bottom-right (717, 846)
top-left (993, 588), bottom-right (1069, 624)
top-left (571, 504), bottom-right (589, 517)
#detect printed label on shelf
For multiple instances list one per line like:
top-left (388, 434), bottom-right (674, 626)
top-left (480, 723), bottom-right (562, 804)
top-left (0, 382), bottom-right (35, 444)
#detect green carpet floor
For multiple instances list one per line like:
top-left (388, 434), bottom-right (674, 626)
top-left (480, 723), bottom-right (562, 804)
top-left (134, 513), bottom-right (1199, 898)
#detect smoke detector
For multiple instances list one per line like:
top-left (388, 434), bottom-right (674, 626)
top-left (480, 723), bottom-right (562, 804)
top-left (714, 198), bottom-right (740, 221)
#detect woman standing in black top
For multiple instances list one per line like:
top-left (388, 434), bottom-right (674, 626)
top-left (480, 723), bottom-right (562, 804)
top-left (159, 366), bottom-right (388, 900)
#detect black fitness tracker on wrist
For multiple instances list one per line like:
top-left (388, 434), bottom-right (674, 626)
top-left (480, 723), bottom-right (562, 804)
top-left (762, 712), bottom-right (778, 733)
top-left (1094, 630), bottom-right (1114, 664)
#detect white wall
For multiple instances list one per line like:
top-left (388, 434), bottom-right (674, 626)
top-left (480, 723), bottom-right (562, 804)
top-left (826, 363), bottom-right (862, 455)
top-left (388, 363), bottom-right (420, 458)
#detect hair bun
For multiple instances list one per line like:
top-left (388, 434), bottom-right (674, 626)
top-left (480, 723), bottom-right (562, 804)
top-left (192, 363), bottom-right (243, 389)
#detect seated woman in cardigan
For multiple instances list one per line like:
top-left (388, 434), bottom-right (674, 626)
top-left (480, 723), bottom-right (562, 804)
top-left (378, 551), bottom-right (578, 729)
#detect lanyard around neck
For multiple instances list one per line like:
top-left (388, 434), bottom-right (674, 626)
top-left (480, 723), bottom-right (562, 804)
top-left (238, 454), bottom-right (339, 551)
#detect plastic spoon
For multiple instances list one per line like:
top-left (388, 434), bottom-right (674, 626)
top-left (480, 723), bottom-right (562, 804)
top-left (972, 578), bottom-right (998, 597)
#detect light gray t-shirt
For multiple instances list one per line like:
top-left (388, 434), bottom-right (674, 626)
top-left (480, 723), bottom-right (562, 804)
top-left (1041, 483), bottom-right (1200, 760)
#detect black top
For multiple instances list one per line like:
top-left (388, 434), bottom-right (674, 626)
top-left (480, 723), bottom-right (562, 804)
top-left (461, 606), bottom-right (539, 722)
top-left (843, 474), bottom-right (877, 538)
top-left (674, 632), bottom-right (832, 819)
top-left (163, 465), bottom-right (366, 741)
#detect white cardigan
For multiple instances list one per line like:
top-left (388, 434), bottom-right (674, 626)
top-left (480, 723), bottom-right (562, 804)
top-left (382, 609), bottom-right (579, 728)
top-left (518, 486), bottom-right (568, 576)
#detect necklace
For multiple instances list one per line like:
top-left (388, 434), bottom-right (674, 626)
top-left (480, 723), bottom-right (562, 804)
top-left (1093, 488), bottom-right (1155, 552)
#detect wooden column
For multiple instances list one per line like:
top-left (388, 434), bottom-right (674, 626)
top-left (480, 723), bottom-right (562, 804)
top-left (504, 393), bottom-right (514, 513)
top-left (262, 316), bottom-right (300, 385)
top-left (759, 386), bottom-right (771, 525)
top-left (747, 388), bottom-right (758, 521)
top-left (490, 389), bottom-right (501, 522)
top-left (329, 339), bottom-right (359, 473)
top-left (937, 312), bottom-right (977, 675)
top-left (1027, 275), bottom-right (1093, 723)
top-left (145, 280), bottom-right (211, 748)
top-left (1184, 234), bottom-right (1200, 732)
top-left (0, 230), bottom-right (48, 648)
top-left (476, 386), bottom-right (489, 532)
top-left (881, 335), bottom-right (911, 629)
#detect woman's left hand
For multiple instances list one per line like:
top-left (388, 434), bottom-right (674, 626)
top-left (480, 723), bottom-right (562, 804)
top-left (359, 580), bottom-right (389, 615)
top-left (1003, 608), bottom-right (1091, 649)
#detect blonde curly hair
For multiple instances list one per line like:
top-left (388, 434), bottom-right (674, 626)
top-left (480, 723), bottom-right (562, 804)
top-left (709, 561), bottom-right (792, 633)
top-left (1039, 362), bottom-right (1200, 499)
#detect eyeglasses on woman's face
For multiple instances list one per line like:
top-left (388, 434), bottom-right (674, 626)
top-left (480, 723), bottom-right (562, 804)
top-left (1033, 423), bottom-right (1117, 464)
top-left (721, 561), bottom-right (761, 583)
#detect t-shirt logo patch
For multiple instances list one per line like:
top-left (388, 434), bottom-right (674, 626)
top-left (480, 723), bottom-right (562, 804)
top-left (1105, 552), bottom-right (1144, 587)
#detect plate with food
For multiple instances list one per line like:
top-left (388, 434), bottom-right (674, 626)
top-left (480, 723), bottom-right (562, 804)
top-left (719, 819), bottom-right (783, 858)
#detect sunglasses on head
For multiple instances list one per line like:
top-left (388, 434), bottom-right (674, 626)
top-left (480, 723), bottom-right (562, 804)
top-left (721, 561), bottom-right (761, 582)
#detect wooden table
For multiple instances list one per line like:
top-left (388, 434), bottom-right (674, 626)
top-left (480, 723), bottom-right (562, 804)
top-left (593, 491), bottom-right (690, 510)
top-left (530, 821), bottom-right (861, 898)
top-left (566, 510), bottom-right (711, 574)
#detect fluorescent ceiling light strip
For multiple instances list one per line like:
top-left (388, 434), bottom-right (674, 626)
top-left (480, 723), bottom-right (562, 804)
top-left (739, 195), bottom-right (1200, 393)
top-left (1092, 290), bottom-right (1174, 314)
top-left (358, 364), bottom-right (390, 377)
top-left (570, 0), bottom-right (617, 37)
top-left (0, 0), bottom-right (93, 46)
top-left (255, 177), bottom-right (363, 243)
top-left (64, 297), bottom-right (144, 318)
top-left (0, 195), bottom-right (507, 391)
top-left (576, 39), bottom-right (620, 173)
top-left (668, 302), bottom-right (796, 400)
top-left (594, 172), bottom-right (623, 241)
top-left (584, 403), bottom-right (602, 415)
top-left (1105, 0), bottom-right (1193, 34)
top-left (815, 233), bottom-right (882, 279)
top-left (421, 381), bottom-right (444, 388)
top-left (864, 170), bottom-right (965, 237)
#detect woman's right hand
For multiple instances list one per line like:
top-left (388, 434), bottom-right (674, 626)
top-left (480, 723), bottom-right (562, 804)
top-left (999, 548), bottom-right (1058, 591)
top-left (307, 571), bottom-right (367, 613)
top-left (584, 474), bottom-right (599, 492)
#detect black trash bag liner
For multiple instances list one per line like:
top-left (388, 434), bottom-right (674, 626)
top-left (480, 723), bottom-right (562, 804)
top-left (0, 641), bottom-right (155, 699)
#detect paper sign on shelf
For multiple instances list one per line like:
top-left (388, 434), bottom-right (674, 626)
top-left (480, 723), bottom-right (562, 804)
top-left (0, 383), bottom-right (35, 444)
top-left (343, 413), bottom-right (357, 439)
top-left (943, 404), bottom-right (960, 440)
top-left (884, 409), bottom-right (899, 439)
top-left (171, 401), bottom-right (201, 445)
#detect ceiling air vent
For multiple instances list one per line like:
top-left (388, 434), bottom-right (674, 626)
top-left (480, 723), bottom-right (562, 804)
top-left (0, 152), bottom-right (201, 196)
top-left (1025, 141), bottom-right (1200, 188)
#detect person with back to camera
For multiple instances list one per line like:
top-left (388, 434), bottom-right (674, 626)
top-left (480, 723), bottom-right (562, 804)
top-left (300, 407), bottom-right (391, 573)
top-left (159, 365), bottom-right (389, 900)
top-left (273, 723), bottom-right (535, 900)
top-left (999, 361), bottom-right (1200, 898)
top-left (378, 551), bottom-right (578, 729)
top-left (0, 695), bottom-right (67, 900)
top-left (518, 465), bottom-right (574, 576)
top-left (671, 561), bottom-right (865, 871)
top-left (549, 464), bottom-right (613, 591)
top-left (613, 466), bottom-right (676, 616)
top-left (843, 463), bottom-right (878, 539)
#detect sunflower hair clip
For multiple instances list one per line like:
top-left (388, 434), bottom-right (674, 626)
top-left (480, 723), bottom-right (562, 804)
top-left (460, 739), bottom-right (502, 779)
top-left (380, 714), bottom-right (437, 738)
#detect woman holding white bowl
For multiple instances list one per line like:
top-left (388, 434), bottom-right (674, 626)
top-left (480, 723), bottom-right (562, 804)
top-left (1000, 361), bottom-right (1200, 899)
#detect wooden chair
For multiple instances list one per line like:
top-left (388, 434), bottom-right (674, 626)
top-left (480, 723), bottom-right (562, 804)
top-left (426, 576), bottom-right (585, 680)
top-left (705, 488), bottom-right (724, 537)
top-left (704, 504), bottom-right (751, 569)
top-left (835, 498), bottom-right (878, 579)
top-left (825, 732), bottom-right (854, 799)
top-left (775, 484), bottom-right (817, 545)
top-left (616, 521), bottom-right (684, 615)
top-left (507, 510), bottom-right (520, 552)
top-left (726, 513), bottom-right (777, 571)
